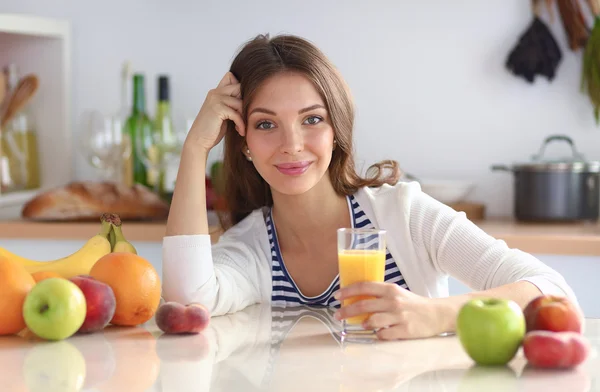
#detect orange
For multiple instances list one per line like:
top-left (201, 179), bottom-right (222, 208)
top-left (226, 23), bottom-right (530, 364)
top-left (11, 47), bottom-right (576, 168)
top-left (31, 271), bottom-right (62, 283)
top-left (0, 257), bottom-right (36, 335)
top-left (89, 253), bottom-right (161, 326)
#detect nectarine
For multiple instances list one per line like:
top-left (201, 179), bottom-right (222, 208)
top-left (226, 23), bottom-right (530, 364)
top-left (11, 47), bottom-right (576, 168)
top-left (523, 330), bottom-right (590, 369)
top-left (69, 275), bottom-right (116, 333)
top-left (523, 295), bottom-right (582, 334)
top-left (156, 302), bottom-right (210, 334)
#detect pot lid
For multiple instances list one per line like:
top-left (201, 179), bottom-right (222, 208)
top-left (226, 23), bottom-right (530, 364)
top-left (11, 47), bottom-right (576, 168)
top-left (510, 135), bottom-right (600, 173)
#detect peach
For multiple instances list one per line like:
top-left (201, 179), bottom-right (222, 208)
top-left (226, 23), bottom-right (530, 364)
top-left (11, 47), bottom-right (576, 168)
top-left (69, 275), bottom-right (116, 333)
top-left (523, 295), bottom-right (582, 333)
top-left (156, 302), bottom-right (210, 334)
top-left (523, 330), bottom-right (591, 369)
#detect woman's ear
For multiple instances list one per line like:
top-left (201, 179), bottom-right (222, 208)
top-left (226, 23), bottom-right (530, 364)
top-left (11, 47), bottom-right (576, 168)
top-left (242, 145), bottom-right (253, 161)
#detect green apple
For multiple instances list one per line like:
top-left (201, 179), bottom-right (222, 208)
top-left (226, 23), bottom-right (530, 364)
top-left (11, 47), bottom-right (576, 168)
top-left (23, 278), bottom-right (87, 341)
top-left (456, 298), bottom-right (525, 366)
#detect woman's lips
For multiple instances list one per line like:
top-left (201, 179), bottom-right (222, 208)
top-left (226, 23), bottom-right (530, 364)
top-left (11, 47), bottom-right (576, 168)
top-left (275, 161), bottom-right (312, 176)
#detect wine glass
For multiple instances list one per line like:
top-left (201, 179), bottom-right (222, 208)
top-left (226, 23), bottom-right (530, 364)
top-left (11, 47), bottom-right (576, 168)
top-left (78, 110), bottom-right (131, 182)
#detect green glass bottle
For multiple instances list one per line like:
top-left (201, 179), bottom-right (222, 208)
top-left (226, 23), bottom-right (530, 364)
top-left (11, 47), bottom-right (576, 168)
top-left (123, 74), bottom-right (153, 188)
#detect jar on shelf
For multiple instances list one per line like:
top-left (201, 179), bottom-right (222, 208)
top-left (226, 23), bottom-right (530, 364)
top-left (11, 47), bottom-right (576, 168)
top-left (1, 64), bottom-right (41, 192)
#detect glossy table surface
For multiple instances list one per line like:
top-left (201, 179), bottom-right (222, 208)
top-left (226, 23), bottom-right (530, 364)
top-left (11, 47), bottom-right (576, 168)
top-left (1, 304), bottom-right (598, 391)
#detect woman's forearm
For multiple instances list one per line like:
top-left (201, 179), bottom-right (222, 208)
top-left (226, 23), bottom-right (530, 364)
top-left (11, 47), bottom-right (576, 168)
top-left (434, 281), bottom-right (543, 333)
top-left (165, 143), bottom-right (210, 236)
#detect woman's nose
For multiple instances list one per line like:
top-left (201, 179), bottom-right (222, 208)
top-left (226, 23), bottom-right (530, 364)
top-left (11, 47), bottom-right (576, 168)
top-left (279, 126), bottom-right (304, 155)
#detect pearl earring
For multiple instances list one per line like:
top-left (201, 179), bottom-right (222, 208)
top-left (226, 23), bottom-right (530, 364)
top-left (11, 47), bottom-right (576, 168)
top-left (246, 148), bottom-right (252, 161)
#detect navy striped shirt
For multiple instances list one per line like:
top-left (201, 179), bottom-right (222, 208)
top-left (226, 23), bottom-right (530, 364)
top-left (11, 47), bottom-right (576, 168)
top-left (267, 194), bottom-right (409, 308)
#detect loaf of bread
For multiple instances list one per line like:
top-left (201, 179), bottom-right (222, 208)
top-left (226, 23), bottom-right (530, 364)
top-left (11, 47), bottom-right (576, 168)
top-left (21, 181), bottom-right (170, 221)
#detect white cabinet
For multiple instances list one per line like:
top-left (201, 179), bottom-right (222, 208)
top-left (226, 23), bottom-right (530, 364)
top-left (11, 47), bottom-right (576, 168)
top-left (0, 14), bottom-right (72, 219)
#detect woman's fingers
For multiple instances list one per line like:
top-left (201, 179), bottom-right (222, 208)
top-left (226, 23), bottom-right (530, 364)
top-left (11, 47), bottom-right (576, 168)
top-left (219, 82), bottom-right (241, 98)
top-left (216, 71), bottom-right (239, 88)
top-left (334, 298), bottom-right (397, 321)
top-left (216, 103), bottom-right (245, 136)
top-left (220, 95), bottom-right (242, 112)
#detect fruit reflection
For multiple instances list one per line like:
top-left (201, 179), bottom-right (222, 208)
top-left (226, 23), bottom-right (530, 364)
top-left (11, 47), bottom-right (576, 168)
top-left (69, 332), bottom-right (116, 389)
top-left (457, 365), bottom-right (518, 392)
top-left (518, 363), bottom-right (591, 392)
top-left (155, 332), bottom-right (213, 392)
top-left (155, 332), bottom-right (211, 362)
top-left (22, 340), bottom-right (86, 392)
top-left (94, 325), bottom-right (159, 391)
top-left (0, 334), bottom-right (32, 391)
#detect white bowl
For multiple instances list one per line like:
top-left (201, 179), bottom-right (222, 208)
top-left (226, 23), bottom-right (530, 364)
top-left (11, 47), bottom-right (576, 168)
top-left (418, 180), bottom-right (474, 204)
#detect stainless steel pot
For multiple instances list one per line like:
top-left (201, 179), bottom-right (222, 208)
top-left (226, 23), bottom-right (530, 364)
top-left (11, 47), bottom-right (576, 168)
top-left (492, 135), bottom-right (600, 222)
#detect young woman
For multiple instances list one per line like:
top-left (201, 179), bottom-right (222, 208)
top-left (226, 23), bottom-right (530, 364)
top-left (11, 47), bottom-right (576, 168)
top-left (162, 34), bottom-right (579, 340)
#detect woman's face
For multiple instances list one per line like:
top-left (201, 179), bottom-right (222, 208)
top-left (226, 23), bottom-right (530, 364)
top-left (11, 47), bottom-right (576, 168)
top-left (245, 72), bottom-right (335, 197)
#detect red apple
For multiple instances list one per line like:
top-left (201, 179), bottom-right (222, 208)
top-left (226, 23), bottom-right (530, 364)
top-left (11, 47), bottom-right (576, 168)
top-left (523, 295), bottom-right (582, 333)
top-left (156, 302), bottom-right (210, 334)
top-left (69, 275), bottom-right (116, 333)
top-left (523, 330), bottom-right (591, 369)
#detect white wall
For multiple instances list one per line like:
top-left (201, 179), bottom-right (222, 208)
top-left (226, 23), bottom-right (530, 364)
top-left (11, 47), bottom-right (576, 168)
top-left (3, 0), bottom-right (600, 217)
top-left (3, 0), bottom-right (599, 316)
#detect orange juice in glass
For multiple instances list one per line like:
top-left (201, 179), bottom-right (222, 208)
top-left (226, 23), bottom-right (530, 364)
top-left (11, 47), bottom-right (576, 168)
top-left (337, 228), bottom-right (386, 339)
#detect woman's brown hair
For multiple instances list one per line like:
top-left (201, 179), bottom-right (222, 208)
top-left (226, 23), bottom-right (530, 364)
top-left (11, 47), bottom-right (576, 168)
top-left (220, 33), bottom-right (400, 229)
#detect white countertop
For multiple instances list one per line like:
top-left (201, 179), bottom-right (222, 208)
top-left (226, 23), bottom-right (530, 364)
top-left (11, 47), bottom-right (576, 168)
top-left (2, 304), bottom-right (599, 391)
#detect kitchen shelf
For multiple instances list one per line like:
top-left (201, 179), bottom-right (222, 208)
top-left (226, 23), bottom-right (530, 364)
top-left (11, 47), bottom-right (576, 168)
top-left (0, 14), bottom-right (69, 37)
top-left (0, 13), bottom-right (72, 220)
top-left (0, 189), bottom-right (37, 207)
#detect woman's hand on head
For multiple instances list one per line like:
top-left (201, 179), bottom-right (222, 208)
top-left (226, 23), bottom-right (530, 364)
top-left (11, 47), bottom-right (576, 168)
top-left (185, 72), bottom-right (246, 153)
top-left (333, 282), bottom-right (449, 340)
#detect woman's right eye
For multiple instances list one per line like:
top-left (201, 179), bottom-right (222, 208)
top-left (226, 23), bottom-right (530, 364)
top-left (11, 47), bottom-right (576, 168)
top-left (256, 121), bottom-right (274, 130)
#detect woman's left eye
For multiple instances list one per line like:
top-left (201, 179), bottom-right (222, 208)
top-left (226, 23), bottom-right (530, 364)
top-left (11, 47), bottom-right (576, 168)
top-left (303, 116), bottom-right (323, 125)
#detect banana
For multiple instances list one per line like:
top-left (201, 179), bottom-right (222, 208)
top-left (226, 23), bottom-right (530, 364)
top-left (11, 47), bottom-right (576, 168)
top-left (112, 224), bottom-right (137, 254)
top-left (0, 247), bottom-right (47, 268)
top-left (101, 213), bottom-right (137, 254)
top-left (109, 228), bottom-right (117, 250)
top-left (23, 219), bottom-right (112, 278)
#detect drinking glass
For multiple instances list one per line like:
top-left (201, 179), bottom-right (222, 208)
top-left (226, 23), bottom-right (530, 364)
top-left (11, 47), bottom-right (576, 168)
top-left (337, 228), bottom-right (386, 341)
top-left (78, 110), bottom-right (131, 183)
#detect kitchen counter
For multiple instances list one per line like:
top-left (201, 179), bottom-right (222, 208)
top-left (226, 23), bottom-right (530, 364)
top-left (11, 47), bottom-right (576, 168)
top-left (1, 218), bottom-right (600, 256)
top-left (2, 304), bottom-right (598, 391)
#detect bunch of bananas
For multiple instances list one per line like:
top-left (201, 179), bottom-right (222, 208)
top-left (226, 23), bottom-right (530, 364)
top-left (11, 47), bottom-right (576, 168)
top-left (0, 213), bottom-right (138, 278)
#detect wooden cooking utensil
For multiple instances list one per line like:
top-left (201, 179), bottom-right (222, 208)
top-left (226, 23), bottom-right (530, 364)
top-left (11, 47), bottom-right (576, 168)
top-left (0, 73), bottom-right (5, 103)
top-left (0, 74), bottom-right (39, 128)
top-left (0, 72), bottom-right (6, 118)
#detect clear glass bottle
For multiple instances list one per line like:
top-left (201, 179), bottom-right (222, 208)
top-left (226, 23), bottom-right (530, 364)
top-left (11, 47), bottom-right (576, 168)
top-left (1, 64), bottom-right (41, 192)
top-left (152, 75), bottom-right (177, 197)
